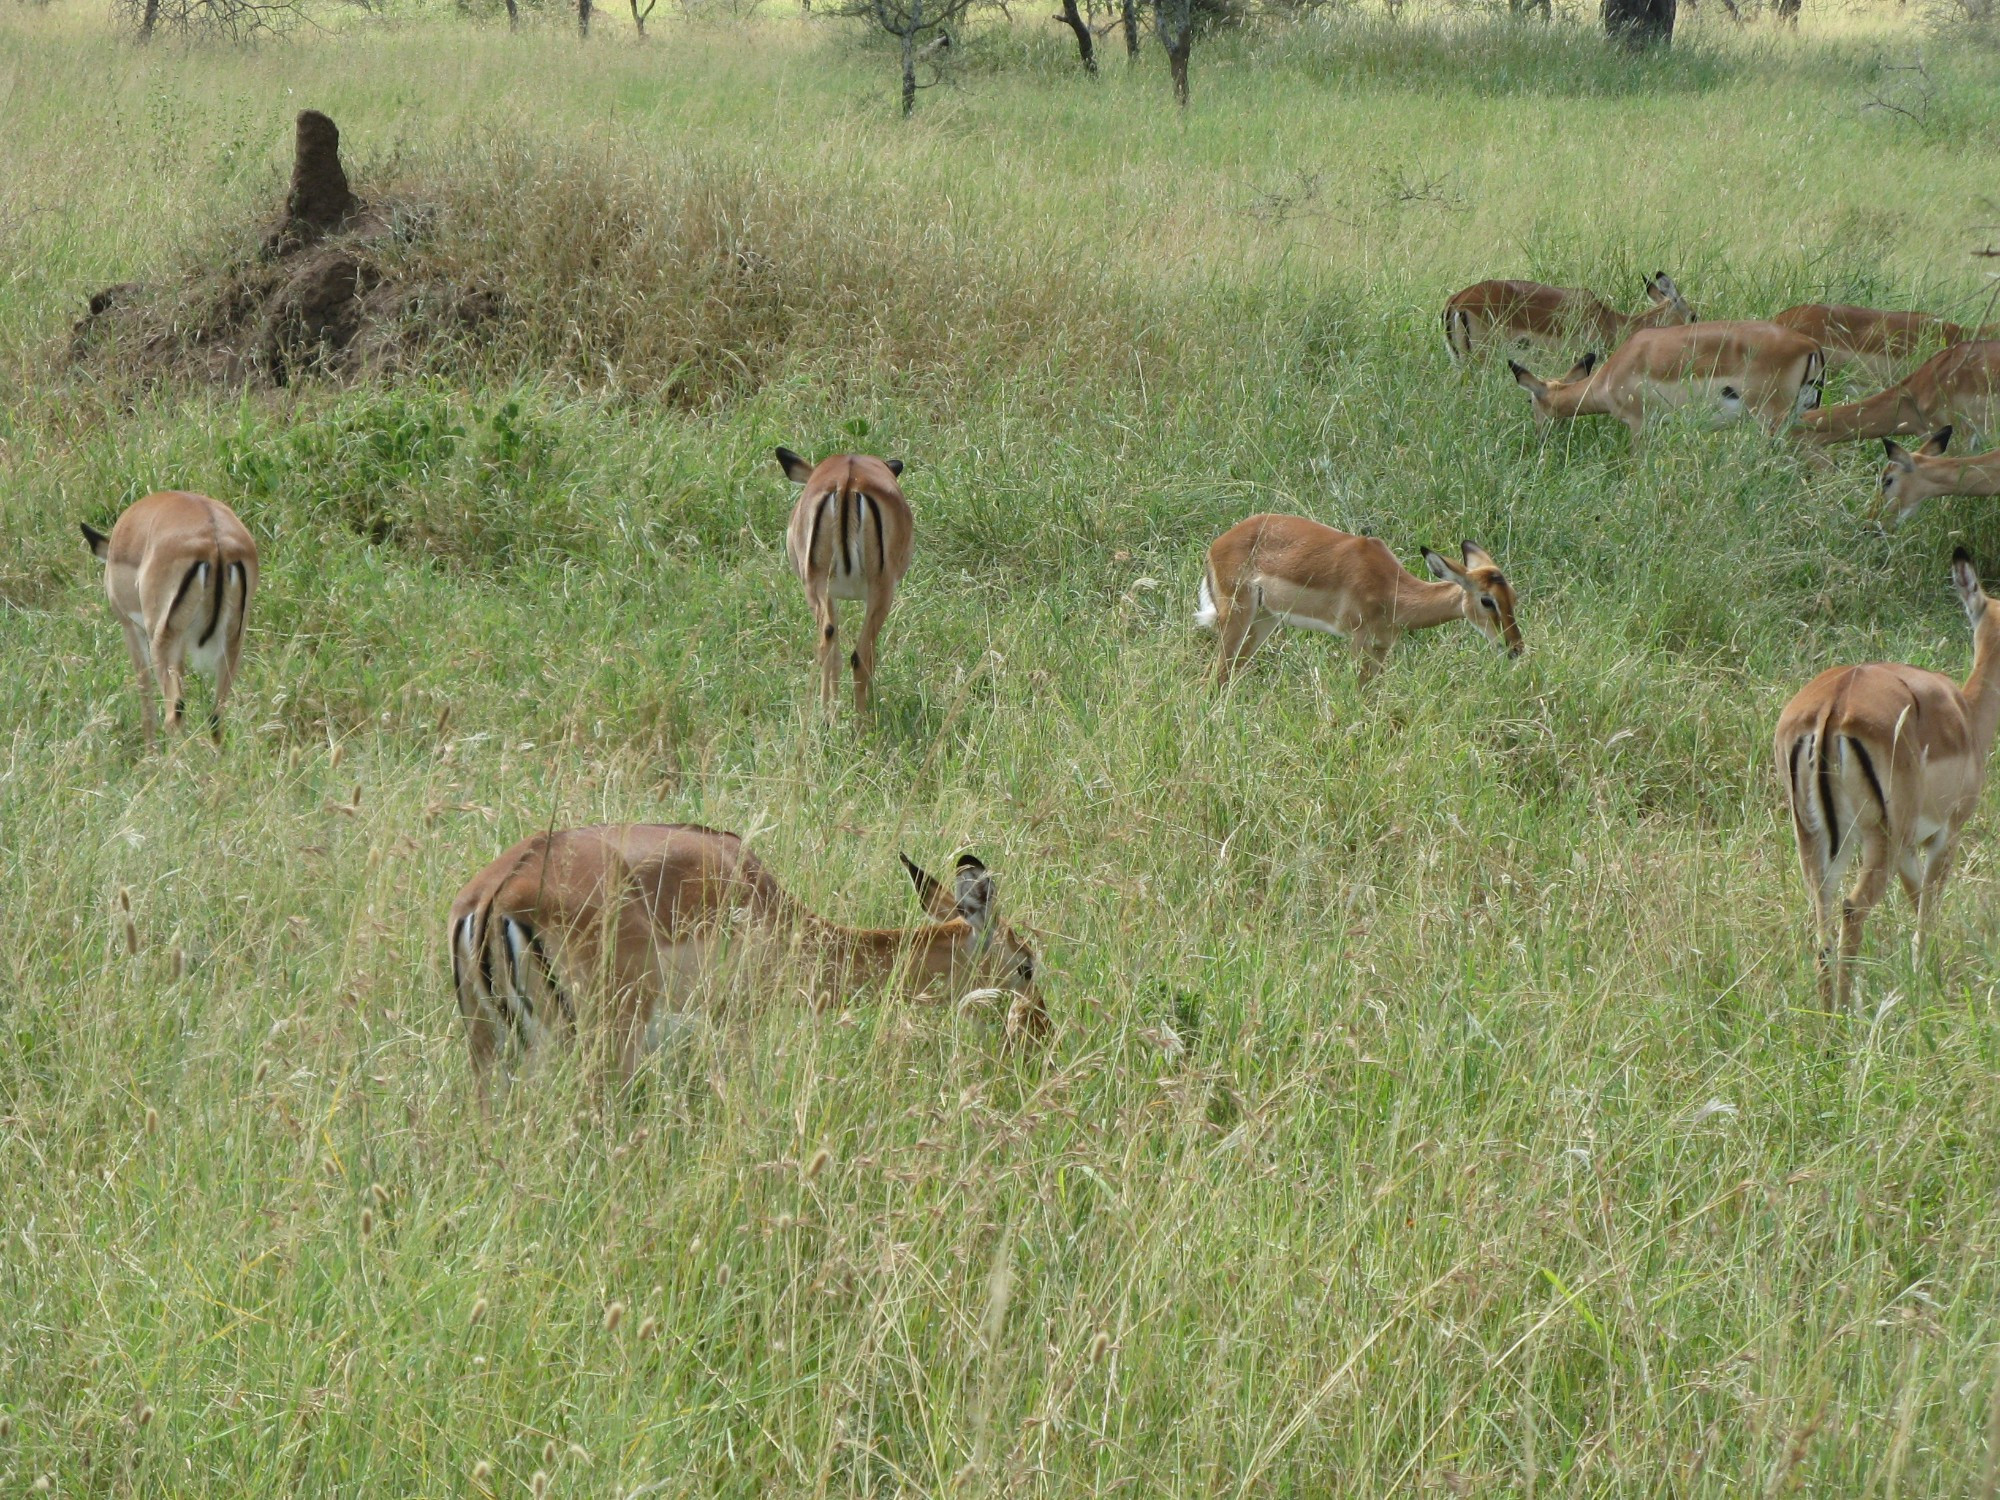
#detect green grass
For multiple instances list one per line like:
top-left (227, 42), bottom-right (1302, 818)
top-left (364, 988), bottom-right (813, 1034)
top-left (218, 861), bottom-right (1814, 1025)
top-left (5, 4), bottom-right (2000, 1494)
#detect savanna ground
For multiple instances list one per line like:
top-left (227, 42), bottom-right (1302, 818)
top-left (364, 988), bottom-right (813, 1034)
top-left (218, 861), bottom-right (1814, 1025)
top-left (5, 1), bottom-right (2000, 1492)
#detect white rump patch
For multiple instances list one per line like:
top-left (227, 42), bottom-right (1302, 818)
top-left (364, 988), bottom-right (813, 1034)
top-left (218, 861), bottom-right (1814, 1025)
top-left (1193, 575), bottom-right (1217, 628)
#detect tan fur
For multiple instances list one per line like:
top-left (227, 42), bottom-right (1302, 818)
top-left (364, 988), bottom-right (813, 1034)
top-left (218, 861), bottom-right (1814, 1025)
top-left (1874, 428), bottom-right (2000, 527)
top-left (447, 824), bottom-right (1043, 1096)
top-left (777, 448), bottom-right (914, 715)
top-left (1442, 273), bottom-right (1693, 362)
top-left (1773, 552), bottom-right (2000, 1010)
top-left (1773, 303), bottom-right (1990, 384)
top-left (1197, 515), bottom-right (1522, 684)
top-left (1795, 341), bottom-right (2000, 448)
top-left (81, 490), bottom-right (258, 745)
top-left (1510, 321), bottom-right (1824, 446)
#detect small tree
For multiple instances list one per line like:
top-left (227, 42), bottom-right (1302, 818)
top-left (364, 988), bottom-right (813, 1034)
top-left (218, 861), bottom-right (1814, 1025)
top-left (1155, 0), bottom-right (1194, 105)
top-left (120, 0), bottom-right (302, 41)
top-left (1052, 0), bottom-right (1098, 72)
top-left (1122, 0), bottom-right (1140, 56)
top-left (839, 0), bottom-right (976, 116)
top-left (579, 0), bottom-right (591, 34)
top-left (1603, 0), bottom-right (1674, 47)
top-left (630, 0), bottom-right (658, 31)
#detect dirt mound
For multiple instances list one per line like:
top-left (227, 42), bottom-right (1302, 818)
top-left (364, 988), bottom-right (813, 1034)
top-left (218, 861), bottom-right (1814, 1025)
top-left (72, 110), bottom-right (496, 390)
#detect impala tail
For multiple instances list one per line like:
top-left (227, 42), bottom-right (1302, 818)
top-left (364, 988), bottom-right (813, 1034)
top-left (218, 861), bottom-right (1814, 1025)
top-left (450, 897), bottom-right (572, 1079)
top-left (1443, 305), bottom-right (1474, 364)
top-left (1193, 564), bottom-right (1218, 629)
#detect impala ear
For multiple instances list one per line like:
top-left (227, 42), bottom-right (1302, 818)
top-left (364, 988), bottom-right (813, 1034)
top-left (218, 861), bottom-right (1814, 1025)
top-left (80, 522), bottom-right (109, 560)
top-left (885, 458), bottom-right (904, 478)
top-left (775, 446), bottom-right (815, 483)
top-left (901, 852), bottom-right (951, 917)
top-left (1507, 360), bottom-right (1544, 395)
top-left (1460, 540), bottom-right (1496, 570)
top-left (1883, 438), bottom-right (1912, 466)
top-left (1564, 352), bottom-right (1599, 382)
top-left (1921, 426), bottom-right (1953, 457)
top-left (1424, 547), bottom-right (1467, 586)
top-left (953, 854), bottom-right (996, 933)
top-left (1952, 548), bottom-right (1986, 624)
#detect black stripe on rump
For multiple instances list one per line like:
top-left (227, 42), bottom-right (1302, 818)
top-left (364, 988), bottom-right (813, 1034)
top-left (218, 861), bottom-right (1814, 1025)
top-left (804, 492), bottom-right (831, 574)
top-left (1817, 729), bottom-right (1842, 860)
top-left (197, 552), bottom-right (225, 648)
top-left (1788, 734), bottom-right (1810, 827)
top-left (165, 561), bottom-right (205, 631)
top-left (865, 495), bottom-right (884, 577)
top-left (838, 485), bottom-right (852, 576)
top-left (1849, 737), bottom-right (1888, 822)
top-left (525, 930), bottom-right (573, 1023)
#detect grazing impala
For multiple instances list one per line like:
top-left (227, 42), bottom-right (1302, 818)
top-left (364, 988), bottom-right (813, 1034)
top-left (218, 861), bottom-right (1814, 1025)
top-left (777, 446), bottom-right (914, 716)
top-left (1774, 550), bottom-right (2000, 1011)
top-left (1774, 303), bottom-right (1990, 384)
top-left (1875, 428), bottom-right (2000, 528)
top-left (1443, 273), bottom-right (1694, 362)
top-left (1794, 341), bottom-right (2000, 448)
top-left (1509, 321), bottom-right (1823, 445)
top-left (1195, 515), bottom-right (1521, 684)
top-left (80, 490), bottom-right (257, 745)
top-left (449, 824), bottom-right (1043, 1094)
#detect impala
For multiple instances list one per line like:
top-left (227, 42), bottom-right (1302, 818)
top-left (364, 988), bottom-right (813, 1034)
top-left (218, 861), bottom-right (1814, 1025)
top-left (1875, 428), bottom-right (2000, 528)
top-left (1443, 273), bottom-right (1694, 362)
top-left (1773, 303), bottom-right (1989, 384)
top-left (1794, 341), bottom-right (2000, 448)
top-left (448, 824), bottom-right (1043, 1094)
top-left (1509, 321), bottom-right (1823, 446)
top-left (777, 446), bottom-right (914, 715)
top-left (80, 490), bottom-right (257, 745)
top-left (1195, 515), bottom-right (1521, 683)
top-left (1774, 550), bottom-right (2000, 1011)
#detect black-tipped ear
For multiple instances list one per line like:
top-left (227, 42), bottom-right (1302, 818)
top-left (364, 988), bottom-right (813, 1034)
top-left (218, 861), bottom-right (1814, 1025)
top-left (1566, 351), bottom-right (1599, 381)
top-left (80, 522), bottom-right (110, 559)
top-left (1922, 427), bottom-right (1953, 457)
top-left (1953, 549), bottom-right (1985, 618)
top-left (953, 855), bottom-right (995, 930)
top-left (1508, 360), bottom-right (1539, 390)
top-left (1883, 438), bottom-right (1909, 462)
top-left (775, 446), bottom-right (815, 483)
top-left (885, 458), bottom-right (904, 478)
top-left (1460, 540), bottom-right (1495, 569)
top-left (1424, 547), bottom-right (1463, 583)
top-left (901, 852), bottom-right (945, 906)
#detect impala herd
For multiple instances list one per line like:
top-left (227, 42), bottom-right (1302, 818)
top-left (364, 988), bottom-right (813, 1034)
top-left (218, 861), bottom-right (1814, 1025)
top-left (76, 274), bottom-right (2000, 1092)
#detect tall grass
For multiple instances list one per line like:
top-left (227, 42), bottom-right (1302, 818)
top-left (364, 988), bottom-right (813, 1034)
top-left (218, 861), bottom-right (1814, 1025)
top-left (4, 5), bottom-right (2000, 1495)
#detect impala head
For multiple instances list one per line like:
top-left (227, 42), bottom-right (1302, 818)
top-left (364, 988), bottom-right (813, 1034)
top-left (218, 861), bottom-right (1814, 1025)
top-left (1643, 271), bottom-right (1695, 325)
top-left (1508, 352), bottom-right (1598, 426)
top-left (775, 446), bottom-right (904, 484)
top-left (1875, 427), bottom-right (1954, 527)
top-left (898, 851), bottom-right (1047, 1040)
top-left (1423, 541), bottom-right (1522, 658)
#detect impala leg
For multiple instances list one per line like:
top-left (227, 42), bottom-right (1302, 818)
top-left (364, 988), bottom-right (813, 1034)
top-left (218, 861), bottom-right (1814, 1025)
top-left (150, 624), bottom-right (186, 737)
top-left (806, 581), bottom-right (840, 714)
top-left (210, 625), bottom-right (244, 745)
top-left (1796, 817), bottom-right (1844, 1008)
top-left (1353, 635), bottom-right (1392, 686)
top-left (1836, 840), bottom-right (1891, 1015)
top-left (850, 588), bottom-right (893, 717)
top-left (117, 618), bottom-right (160, 747)
top-left (1214, 598), bottom-right (1266, 684)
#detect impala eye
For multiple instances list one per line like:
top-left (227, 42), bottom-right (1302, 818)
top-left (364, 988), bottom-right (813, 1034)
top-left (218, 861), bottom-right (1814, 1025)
top-left (1481, 597), bottom-right (1499, 612)
top-left (1017, 954), bottom-right (1035, 984)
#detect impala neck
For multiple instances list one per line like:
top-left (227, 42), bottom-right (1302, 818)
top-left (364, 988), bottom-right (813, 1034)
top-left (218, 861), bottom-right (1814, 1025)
top-left (1546, 378), bottom-right (1606, 421)
top-left (791, 914), bottom-right (969, 991)
top-left (1923, 453), bottom-right (2000, 496)
top-left (1392, 574), bottom-right (1470, 631)
top-left (1797, 387), bottom-right (1923, 444)
top-left (1966, 614), bottom-right (2000, 759)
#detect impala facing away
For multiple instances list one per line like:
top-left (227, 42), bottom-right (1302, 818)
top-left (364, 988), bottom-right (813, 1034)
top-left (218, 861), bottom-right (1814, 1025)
top-left (1875, 428), bottom-right (2000, 528)
top-left (1774, 303), bottom-right (1991, 384)
top-left (1509, 321), bottom-right (1823, 446)
top-left (1195, 515), bottom-right (1521, 684)
top-left (1794, 341), bottom-right (2000, 448)
top-left (777, 446), bottom-right (914, 716)
top-left (1774, 551), bottom-right (2000, 1011)
top-left (1443, 273), bottom-right (1694, 362)
top-left (449, 824), bottom-right (1043, 1095)
top-left (80, 490), bottom-right (257, 745)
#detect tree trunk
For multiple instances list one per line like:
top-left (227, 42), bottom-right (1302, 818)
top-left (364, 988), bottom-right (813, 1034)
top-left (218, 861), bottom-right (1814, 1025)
top-left (578, 0), bottom-right (591, 37)
top-left (630, 0), bottom-right (656, 33)
top-left (1156, 0), bottom-right (1192, 105)
top-left (504, 0), bottom-right (518, 27)
top-left (1121, 0), bottom-right (1139, 55)
top-left (1603, 0), bottom-right (1673, 46)
top-left (1054, 0), bottom-right (1098, 72)
top-left (138, 0), bottom-right (160, 39)
top-left (900, 0), bottom-right (921, 116)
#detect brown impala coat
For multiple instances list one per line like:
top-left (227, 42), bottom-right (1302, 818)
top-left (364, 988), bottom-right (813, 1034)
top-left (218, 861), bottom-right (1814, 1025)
top-left (777, 448), bottom-right (914, 715)
top-left (1774, 303), bottom-right (1991, 383)
top-left (81, 490), bottom-right (258, 745)
top-left (1773, 551), bottom-right (2000, 1010)
top-left (1442, 273), bottom-right (1694, 362)
top-left (1794, 341), bottom-right (2000, 447)
top-left (1876, 428), bottom-right (2000, 528)
top-left (1509, 321), bottom-right (1824, 444)
top-left (448, 824), bottom-right (1043, 1093)
top-left (1196, 514), bottom-right (1521, 683)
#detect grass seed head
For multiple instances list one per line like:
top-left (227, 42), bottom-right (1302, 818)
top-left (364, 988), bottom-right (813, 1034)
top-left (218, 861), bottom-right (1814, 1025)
top-left (602, 1300), bottom-right (624, 1332)
top-left (169, 945), bottom-right (185, 982)
top-left (531, 1469), bottom-right (549, 1498)
top-left (471, 1459), bottom-right (492, 1483)
top-left (144, 1106), bottom-right (159, 1136)
top-left (542, 1439), bottom-right (557, 1465)
top-left (252, 1059), bottom-right (269, 1087)
top-left (371, 1182), bottom-right (390, 1208)
top-left (805, 1146), bottom-right (830, 1179)
top-left (359, 1207), bottom-right (375, 1240)
top-left (470, 1295), bottom-right (489, 1324)
top-left (0, 1411), bottom-right (12, 1439)
top-left (715, 1262), bottom-right (731, 1289)
top-left (1088, 1330), bottom-right (1111, 1365)
top-left (133, 1400), bottom-right (155, 1428)
top-left (637, 1314), bottom-right (659, 1341)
